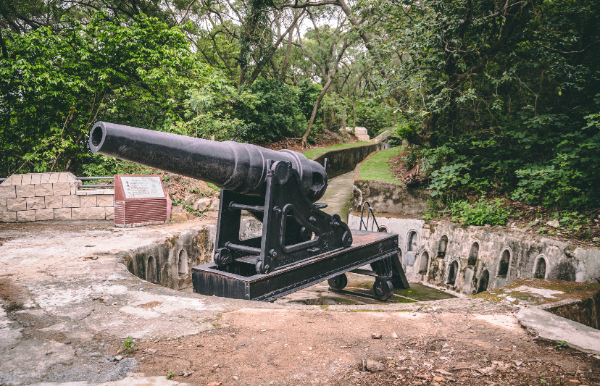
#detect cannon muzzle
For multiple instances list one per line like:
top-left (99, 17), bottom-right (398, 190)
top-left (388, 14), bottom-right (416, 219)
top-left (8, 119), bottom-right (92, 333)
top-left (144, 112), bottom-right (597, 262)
top-left (89, 122), bottom-right (327, 201)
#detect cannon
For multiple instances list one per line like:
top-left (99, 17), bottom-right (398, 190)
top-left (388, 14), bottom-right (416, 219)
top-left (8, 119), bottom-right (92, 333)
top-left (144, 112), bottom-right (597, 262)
top-left (90, 122), bottom-right (408, 301)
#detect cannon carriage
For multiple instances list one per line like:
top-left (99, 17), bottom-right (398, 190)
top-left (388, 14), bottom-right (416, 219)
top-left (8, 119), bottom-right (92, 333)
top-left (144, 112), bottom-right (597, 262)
top-left (89, 121), bottom-right (408, 301)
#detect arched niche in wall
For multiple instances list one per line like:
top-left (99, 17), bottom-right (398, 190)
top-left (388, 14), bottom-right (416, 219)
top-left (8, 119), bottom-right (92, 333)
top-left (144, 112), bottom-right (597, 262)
top-left (447, 260), bottom-right (459, 285)
top-left (534, 255), bottom-right (547, 279)
top-left (178, 249), bottom-right (188, 275)
top-left (147, 255), bottom-right (157, 284)
top-left (418, 251), bottom-right (430, 275)
top-left (468, 242), bottom-right (479, 266)
top-left (407, 231), bottom-right (419, 252)
top-left (437, 235), bottom-right (448, 258)
top-left (477, 270), bottom-right (490, 293)
top-left (497, 249), bottom-right (511, 277)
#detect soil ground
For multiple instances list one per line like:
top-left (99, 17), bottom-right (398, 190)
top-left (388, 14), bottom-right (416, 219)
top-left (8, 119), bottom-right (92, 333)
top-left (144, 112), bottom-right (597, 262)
top-left (130, 307), bottom-right (600, 385)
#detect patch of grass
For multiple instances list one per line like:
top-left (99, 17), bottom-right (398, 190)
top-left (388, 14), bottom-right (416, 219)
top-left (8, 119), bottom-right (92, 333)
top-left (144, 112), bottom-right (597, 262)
top-left (302, 141), bottom-right (371, 160)
top-left (166, 369), bottom-right (175, 379)
top-left (359, 146), bottom-right (404, 183)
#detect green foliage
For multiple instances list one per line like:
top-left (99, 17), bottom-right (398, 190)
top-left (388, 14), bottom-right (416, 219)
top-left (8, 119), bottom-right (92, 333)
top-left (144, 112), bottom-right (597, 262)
top-left (555, 341), bottom-right (568, 350)
top-left (237, 78), bottom-right (306, 142)
top-left (121, 336), bottom-right (136, 355)
top-left (0, 12), bottom-right (215, 176)
top-left (354, 100), bottom-right (395, 137)
top-left (166, 369), bottom-right (175, 379)
top-left (450, 196), bottom-right (512, 226)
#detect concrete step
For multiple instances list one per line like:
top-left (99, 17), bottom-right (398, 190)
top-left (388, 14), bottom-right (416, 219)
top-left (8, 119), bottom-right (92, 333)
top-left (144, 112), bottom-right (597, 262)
top-left (356, 134), bottom-right (371, 142)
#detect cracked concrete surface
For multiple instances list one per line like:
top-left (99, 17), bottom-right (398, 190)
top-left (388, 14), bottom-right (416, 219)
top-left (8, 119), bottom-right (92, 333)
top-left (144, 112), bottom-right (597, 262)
top-left (1, 220), bottom-right (599, 385)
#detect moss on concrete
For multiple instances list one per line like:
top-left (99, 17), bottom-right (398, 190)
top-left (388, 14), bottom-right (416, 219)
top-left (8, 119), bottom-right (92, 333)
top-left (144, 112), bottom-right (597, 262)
top-left (302, 142), bottom-right (370, 160)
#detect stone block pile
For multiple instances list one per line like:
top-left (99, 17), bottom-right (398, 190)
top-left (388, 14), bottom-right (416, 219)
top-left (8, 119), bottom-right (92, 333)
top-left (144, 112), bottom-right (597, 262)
top-left (0, 172), bottom-right (115, 222)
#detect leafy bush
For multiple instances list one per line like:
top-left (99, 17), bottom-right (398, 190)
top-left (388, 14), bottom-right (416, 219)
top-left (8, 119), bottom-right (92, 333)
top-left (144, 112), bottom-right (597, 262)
top-left (450, 196), bottom-right (511, 226)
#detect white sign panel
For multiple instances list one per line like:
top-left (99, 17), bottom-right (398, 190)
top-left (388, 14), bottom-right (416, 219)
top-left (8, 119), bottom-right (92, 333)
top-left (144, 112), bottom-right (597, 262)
top-left (121, 177), bottom-right (164, 199)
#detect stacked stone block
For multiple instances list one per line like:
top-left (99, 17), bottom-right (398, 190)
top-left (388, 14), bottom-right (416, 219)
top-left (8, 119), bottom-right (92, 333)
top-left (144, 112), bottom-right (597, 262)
top-left (0, 172), bottom-right (115, 222)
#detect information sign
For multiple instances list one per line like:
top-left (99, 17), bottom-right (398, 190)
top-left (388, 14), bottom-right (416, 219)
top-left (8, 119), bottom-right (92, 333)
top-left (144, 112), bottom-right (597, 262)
top-left (120, 176), bottom-right (165, 199)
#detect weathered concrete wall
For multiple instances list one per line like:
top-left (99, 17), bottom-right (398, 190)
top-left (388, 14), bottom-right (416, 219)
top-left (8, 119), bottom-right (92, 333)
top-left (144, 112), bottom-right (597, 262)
top-left (349, 214), bottom-right (600, 294)
top-left (0, 172), bottom-right (114, 222)
top-left (120, 224), bottom-right (217, 290)
top-left (351, 179), bottom-right (429, 216)
top-left (548, 291), bottom-right (600, 330)
top-left (313, 143), bottom-right (383, 179)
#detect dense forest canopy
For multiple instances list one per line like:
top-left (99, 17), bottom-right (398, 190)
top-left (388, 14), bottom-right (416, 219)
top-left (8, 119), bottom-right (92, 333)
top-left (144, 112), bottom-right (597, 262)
top-left (1, 0), bottom-right (599, 209)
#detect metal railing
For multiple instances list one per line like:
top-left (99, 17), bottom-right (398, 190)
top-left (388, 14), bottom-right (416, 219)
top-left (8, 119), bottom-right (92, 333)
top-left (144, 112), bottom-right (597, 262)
top-left (359, 201), bottom-right (382, 232)
top-left (0, 176), bottom-right (114, 188)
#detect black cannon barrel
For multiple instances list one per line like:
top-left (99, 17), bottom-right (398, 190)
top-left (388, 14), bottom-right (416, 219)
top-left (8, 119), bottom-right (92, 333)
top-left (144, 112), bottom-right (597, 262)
top-left (89, 122), bottom-right (328, 201)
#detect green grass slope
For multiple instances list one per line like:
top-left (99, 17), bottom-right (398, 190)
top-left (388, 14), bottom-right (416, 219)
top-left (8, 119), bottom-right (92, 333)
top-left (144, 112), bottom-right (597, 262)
top-left (359, 146), bottom-right (403, 183)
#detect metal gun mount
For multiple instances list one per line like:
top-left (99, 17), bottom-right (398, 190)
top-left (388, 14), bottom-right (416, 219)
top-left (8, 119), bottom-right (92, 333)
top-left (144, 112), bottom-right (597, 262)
top-left (90, 122), bottom-right (408, 301)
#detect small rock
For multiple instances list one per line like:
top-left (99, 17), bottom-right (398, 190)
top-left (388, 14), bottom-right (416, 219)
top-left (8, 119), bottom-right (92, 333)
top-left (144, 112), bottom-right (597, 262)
top-left (114, 355), bottom-right (123, 361)
top-left (547, 219), bottom-right (560, 228)
top-left (183, 371), bottom-right (193, 377)
top-left (144, 348), bottom-right (157, 354)
top-left (436, 369), bottom-right (453, 376)
top-left (213, 364), bottom-right (219, 368)
top-left (210, 198), bottom-right (220, 211)
top-left (193, 198), bottom-right (212, 212)
top-left (391, 332), bottom-right (398, 339)
top-left (233, 375), bottom-right (239, 381)
top-left (207, 383), bottom-right (222, 386)
top-left (365, 359), bottom-right (385, 372)
top-left (532, 218), bottom-right (540, 226)
top-left (433, 376), bottom-right (444, 382)
top-left (371, 333), bottom-right (382, 339)
top-left (513, 360), bottom-right (523, 367)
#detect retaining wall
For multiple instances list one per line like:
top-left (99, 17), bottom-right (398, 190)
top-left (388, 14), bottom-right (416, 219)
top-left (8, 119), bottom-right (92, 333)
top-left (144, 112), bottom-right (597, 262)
top-left (312, 142), bottom-right (384, 179)
top-left (351, 179), bottom-right (429, 216)
top-left (348, 214), bottom-right (600, 295)
top-left (0, 172), bottom-right (114, 222)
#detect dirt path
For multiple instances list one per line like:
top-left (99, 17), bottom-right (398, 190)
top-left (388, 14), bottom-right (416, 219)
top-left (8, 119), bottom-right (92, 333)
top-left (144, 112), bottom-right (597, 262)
top-left (132, 308), bottom-right (600, 385)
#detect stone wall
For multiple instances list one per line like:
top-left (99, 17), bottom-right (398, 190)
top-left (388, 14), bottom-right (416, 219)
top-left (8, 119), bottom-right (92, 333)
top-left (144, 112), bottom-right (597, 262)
top-left (351, 179), bottom-right (429, 216)
top-left (348, 214), bottom-right (600, 294)
top-left (0, 172), bottom-right (114, 222)
top-left (312, 142), bottom-right (384, 179)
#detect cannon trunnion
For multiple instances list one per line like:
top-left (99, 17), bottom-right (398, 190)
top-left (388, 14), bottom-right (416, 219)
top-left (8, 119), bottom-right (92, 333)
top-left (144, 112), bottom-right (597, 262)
top-left (90, 122), bottom-right (408, 301)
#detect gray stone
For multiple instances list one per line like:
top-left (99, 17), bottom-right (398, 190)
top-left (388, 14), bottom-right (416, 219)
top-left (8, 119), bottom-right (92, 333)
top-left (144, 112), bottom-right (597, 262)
top-left (29, 173), bottom-right (42, 185)
top-left (45, 195), bottom-right (63, 209)
top-left (35, 209), bottom-right (54, 221)
top-left (210, 198), bottom-right (220, 211)
top-left (16, 184), bottom-right (35, 198)
top-left (54, 208), bottom-right (72, 220)
top-left (0, 185), bottom-right (16, 199)
top-left (6, 198), bottom-right (26, 212)
top-left (62, 195), bottom-right (80, 208)
top-left (517, 308), bottom-right (600, 355)
top-left (35, 183), bottom-right (54, 196)
top-left (26, 196), bottom-right (45, 210)
top-left (72, 207), bottom-right (105, 220)
top-left (97, 195), bottom-right (114, 207)
top-left (53, 183), bottom-right (72, 196)
top-left (0, 211), bottom-right (16, 222)
top-left (17, 210), bottom-right (36, 222)
top-left (21, 174), bottom-right (32, 185)
top-left (80, 195), bottom-right (97, 207)
top-left (547, 220), bottom-right (560, 228)
top-left (193, 198), bottom-right (211, 212)
top-left (10, 174), bottom-right (22, 185)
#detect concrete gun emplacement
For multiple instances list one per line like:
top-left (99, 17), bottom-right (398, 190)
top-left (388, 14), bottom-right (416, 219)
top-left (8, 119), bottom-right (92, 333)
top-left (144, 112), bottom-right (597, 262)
top-left (90, 121), bottom-right (408, 301)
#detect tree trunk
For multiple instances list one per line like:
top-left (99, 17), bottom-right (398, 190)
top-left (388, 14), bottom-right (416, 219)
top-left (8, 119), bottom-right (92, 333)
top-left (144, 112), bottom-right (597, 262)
top-left (302, 77), bottom-right (333, 147)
